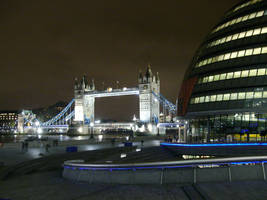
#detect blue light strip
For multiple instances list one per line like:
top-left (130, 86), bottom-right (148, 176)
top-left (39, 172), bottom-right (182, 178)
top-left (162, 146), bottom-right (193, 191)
top-left (64, 160), bottom-right (267, 171)
top-left (160, 142), bottom-right (267, 147)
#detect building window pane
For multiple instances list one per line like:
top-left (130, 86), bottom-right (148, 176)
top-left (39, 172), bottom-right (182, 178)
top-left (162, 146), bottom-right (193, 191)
top-left (261, 27), bottom-right (267, 34)
top-left (241, 70), bottom-right (249, 77)
top-left (230, 52), bottom-right (238, 58)
top-left (224, 53), bottom-right (231, 60)
top-left (253, 47), bottom-right (262, 55)
top-left (249, 69), bottom-right (257, 77)
top-left (262, 47), bottom-right (267, 54)
top-left (217, 94), bottom-right (223, 101)
top-left (199, 97), bottom-right (205, 103)
top-left (254, 91), bottom-right (263, 98)
top-left (234, 71), bottom-right (241, 78)
top-left (258, 68), bottom-right (266, 76)
top-left (205, 96), bottom-right (210, 103)
top-left (238, 32), bottom-right (246, 38)
top-left (245, 49), bottom-right (253, 56)
top-left (203, 77), bottom-right (208, 83)
top-left (263, 92), bottom-right (267, 98)
top-left (226, 72), bottom-right (234, 79)
top-left (238, 92), bottom-right (246, 99)
top-left (238, 50), bottom-right (245, 57)
top-left (226, 36), bottom-right (232, 42)
top-left (231, 93), bottom-right (238, 100)
top-left (232, 33), bottom-right (239, 40)
top-left (246, 92), bottom-right (254, 99)
top-left (223, 94), bottom-right (230, 101)
top-left (214, 75), bottom-right (220, 81)
top-left (220, 73), bottom-right (227, 80)
top-left (210, 95), bottom-right (216, 102)
top-left (245, 30), bottom-right (253, 36)
top-left (253, 28), bottom-right (261, 35)
top-left (208, 76), bottom-right (214, 82)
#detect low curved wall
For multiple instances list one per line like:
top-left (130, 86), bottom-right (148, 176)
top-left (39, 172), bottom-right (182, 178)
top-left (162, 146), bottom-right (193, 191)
top-left (63, 156), bottom-right (267, 184)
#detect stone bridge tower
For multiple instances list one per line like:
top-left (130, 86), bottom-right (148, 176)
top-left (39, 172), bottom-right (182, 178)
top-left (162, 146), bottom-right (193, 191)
top-left (138, 65), bottom-right (160, 124)
top-left (74, 75), bottom-right (95, 125)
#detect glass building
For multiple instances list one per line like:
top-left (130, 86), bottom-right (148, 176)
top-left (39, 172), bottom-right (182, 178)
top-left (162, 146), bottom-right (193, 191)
top-left (178, 0), bottom-right (267, 142)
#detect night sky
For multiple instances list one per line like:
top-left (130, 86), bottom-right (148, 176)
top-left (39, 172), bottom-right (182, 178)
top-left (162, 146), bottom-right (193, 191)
top-left (0, 0), bottom-right (240, 121)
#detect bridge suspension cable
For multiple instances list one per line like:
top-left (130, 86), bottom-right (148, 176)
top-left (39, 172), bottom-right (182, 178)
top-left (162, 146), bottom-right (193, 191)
top-left (152, 91), bottom-right (177, 115)
top-left (41, 99), bottom-right (75, 126)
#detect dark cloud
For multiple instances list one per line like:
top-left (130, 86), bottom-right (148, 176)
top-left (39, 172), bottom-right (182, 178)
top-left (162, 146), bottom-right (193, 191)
top-left (0, 0), bottom-right (240, 120)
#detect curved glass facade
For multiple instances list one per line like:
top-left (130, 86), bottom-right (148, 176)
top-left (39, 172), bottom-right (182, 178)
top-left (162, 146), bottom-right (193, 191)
top-left (178, 0), bottom-right (267, 142)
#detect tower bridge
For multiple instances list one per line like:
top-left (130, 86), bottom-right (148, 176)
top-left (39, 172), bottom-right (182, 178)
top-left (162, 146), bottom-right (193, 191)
top-left (22, 65), bottom-right (178, 134)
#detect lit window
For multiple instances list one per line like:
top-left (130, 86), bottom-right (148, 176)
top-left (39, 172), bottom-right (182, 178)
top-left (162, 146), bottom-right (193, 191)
top-left (205, 96), bottom-right (210, 103)
top-left (241, 15), bottom-right (249, 21)
top-left (241, 70), bottom-right (249, 77)
top-left (238, 50), bottom-right (245, 57)
top-left (246, 92), bottom-right (254, 99)
top-left (253, 28), bottom-right (261, 35)
top-left (238, 92), bottom-right (246, 99)
top-left (261, 27), bottom-right (267, 34)
top-left (199, 97), bottom-right (205, 103)
top-left (245, 49), bottom-right (253, 56)
top-left (254, 91), bottom-right (263, 98)
top-left (249, 69), bottom-right (257, 76)
top-left (253, 48), bottom-right (262, 55)
top-left (203, 77), bottom-right (208, 83)
top-left (218, 55), bottom-right (225, 61)
top-left (238, 32), bottom-right (246, 38)
top-left (258, 68), bottom-right (266, 76)
top-left (234, 71), bottom-right (241, 78)
top-left (248, 12), bottom-right (257, 19)
top-left (232, 33), bottom-right (239, 40)
top-left (210, 95), bottom-right (216, 102)
top-left (226, 72), bottom-right (234, 79)
top-left (217, 94), bottom-right (223, 101)
top-left (226, 35), bottom-right (232, 42)
top-left (223, 94), bottom-right (230, 101)
top-left (195, 97), bottom-right (200, 104)
top-left (220, 73), bottom-right (227, 80)
top-left (230, 52), bottom-right (238, 58)
top-left (214, 74), bottom-right (220, 81)
top-left (230, 93), bottom-right (238, 100)
top-left (208, 76), bottom-right (214, 82)
top-left (263, 91), bottom-right (267, 98)
top-left (256, 11), bottom-right (265, 17)
top-left (246, 30), bottom-right (253, 37)
top-left (261, 47), bottom-right (267, 54)
top-left (224, 53), bottom-right (231, 60)
top-left (221, 37), bottom-right (226, 43)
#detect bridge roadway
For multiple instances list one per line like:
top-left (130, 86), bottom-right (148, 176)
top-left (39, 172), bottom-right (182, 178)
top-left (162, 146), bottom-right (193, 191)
top-left (85, 87), bottom-right (139, 98)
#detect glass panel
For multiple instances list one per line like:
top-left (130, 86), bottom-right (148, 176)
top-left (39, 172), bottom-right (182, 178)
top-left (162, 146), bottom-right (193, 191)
top-left (245, 49), bottom-right (253, 56)
top-left (230, 93), bottom-right (238, 100)
top-left (205, 96), bottom-right (210, 103)
top-left (249, 69), bottom-right (257, 76)
top-left (195, 97), bottom-right (200, 104)
top-left (246, 92), bottom-right (254, 99)
top-left (214, 74), bottom-right (220, 81)
top-left (203, 77), bottom-right (208, 83)
top-left (261, 47), bottom-right (267, 54)
top-left (241, 70), bottom-right (249, 77)
top-left (208, 76), bottom-right (214, 82)
top-left (199, 97), bottom-right (205, 103)
top-left (238, 92), bottom-right (246, 99)
top-left (263, 91), bottom-right (267, 98)
top-left (256, 11), bottom-right (264, 17)
top-left (254, 91), bottom-right (263, 98)
top-left (223, 94), bottom-right (230, 101)
top-left (217, 94), bottom-right (223, 101)
top-left (224, 53), bottom-right (231, 60)
top-left (238, 50), bottom-right (245, 57)
top-left (253, 47), bottom-right (262, 55)
top-left (241, 15), bottom-right (249, 21)
top-left (258, 68), bottom-right (266, 76)
top-left (248, 12), bottom-right (256, 19)
top-left (245, 30), bottom-right (253, 36)
top-left (226, 36), bottom-right (232, 42)
top-left (232, 33), bottom-right (239, 40)
top-left (253, 28), bottom-right (261, 35)
top-left (230, 52), bottom-right (238, 58)
top-left (210, 95), bottom-right (216, 102)
top-left (226, 72), bottom-right (234, 79)
top-left (238, 32), bottom-right (246, 38)
top-left (218, 55), bottom-right (225, 61)
top-left (234, 71), bottom-right (241, 78)
top-left (190, 99), bottom-right (195, 104)
top-left (220, 73), bottom-right (227, 80)
top-left (261, 27), bottom-right (267, 34)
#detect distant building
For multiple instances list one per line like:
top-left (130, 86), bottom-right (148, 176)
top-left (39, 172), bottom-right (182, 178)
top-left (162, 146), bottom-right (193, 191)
top-left (0, 111), bottom-right (18, 132)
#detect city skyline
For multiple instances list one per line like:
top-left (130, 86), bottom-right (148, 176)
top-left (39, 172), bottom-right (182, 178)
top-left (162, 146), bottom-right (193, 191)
top-left (0, 0), bottom-right (240, 120)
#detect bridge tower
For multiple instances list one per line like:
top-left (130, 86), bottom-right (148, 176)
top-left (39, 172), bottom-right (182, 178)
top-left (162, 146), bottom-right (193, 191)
top-left (138, 65), bottom-right (160, 124)
top-left (74, 75), bottom-right (95, 125)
